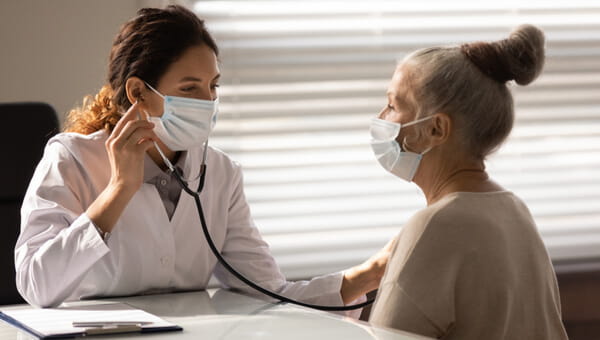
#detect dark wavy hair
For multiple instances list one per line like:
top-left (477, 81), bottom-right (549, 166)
top-left (64, 5), bottom-right (219, 134)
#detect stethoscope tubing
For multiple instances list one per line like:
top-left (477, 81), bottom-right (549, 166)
top-left (170, 150), bottom-right (374, 311)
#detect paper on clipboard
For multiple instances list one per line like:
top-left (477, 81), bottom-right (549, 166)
top-left (0, 302), bottom-right (182, 339)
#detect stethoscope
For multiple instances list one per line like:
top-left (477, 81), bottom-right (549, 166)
top-left (155, 140), bottom-right (374, 311)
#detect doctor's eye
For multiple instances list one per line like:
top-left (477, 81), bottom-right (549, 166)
top-left (210, 84), bottom-right (220, 90)
top-left (181, 85), bottom-right (197, 92)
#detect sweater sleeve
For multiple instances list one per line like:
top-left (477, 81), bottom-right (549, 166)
top-left (371, 281), bottom-right (445, 338)
top-left (369, 206), bottom-right (461, 336)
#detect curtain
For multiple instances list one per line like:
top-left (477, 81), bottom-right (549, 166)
top-left (192, 0), bottom-right (600, 279)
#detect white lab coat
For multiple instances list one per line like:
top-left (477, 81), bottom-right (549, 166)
top-left (16, 130), bottom-right (361, 314)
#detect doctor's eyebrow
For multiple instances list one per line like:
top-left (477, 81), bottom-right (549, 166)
top-left (179, 76), bottom-right (202, 82)
top-left (179, 74), bottom-right (221, 82)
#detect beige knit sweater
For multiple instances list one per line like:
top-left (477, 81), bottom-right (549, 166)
top-left (370, 191), bottom-right (568, 339)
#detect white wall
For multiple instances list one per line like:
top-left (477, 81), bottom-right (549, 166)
top-left (0, 0), bottom-right (143, 125)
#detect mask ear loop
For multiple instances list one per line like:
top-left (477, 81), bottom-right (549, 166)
top-left (401, 115), bottom-right (435, 154)
top-left (144, 82), bottom-right (165, 99)
top-left (402, 115), bottom-right (435, 128)
top-left (402, 137), bottom-right (432, 155)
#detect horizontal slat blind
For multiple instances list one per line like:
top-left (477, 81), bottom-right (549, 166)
top-left (193, 1), bottom-right (600, 280)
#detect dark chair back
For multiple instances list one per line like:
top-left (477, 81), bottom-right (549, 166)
top-left (0, 102), bottom-right (59, 305)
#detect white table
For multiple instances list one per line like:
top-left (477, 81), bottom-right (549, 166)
top-left (0, 289), bottom-right (432, 339)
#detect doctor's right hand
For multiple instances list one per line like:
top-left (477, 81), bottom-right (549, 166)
top-left (86, 102), bottom-right (157, 235)
top-left (340, 237), bottom-right (396, 304)
top-left (105, 101), bottom-right (156, 193)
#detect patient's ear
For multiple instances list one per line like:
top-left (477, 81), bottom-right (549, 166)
top-left (428, 113), bottom-right (452, 146)
top-left (125, 77), bottom-right (146, 104)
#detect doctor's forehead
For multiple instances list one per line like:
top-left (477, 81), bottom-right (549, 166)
top-left (160, 45), bottom-right (220, 84)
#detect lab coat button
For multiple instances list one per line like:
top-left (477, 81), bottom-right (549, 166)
top-left (160, 179), bottom-right (167, 186)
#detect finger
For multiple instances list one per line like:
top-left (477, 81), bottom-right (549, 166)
top-left (135, 129), bottom-right (159, 146)
top-left (136, 139), bottom-right (156, 153)
top-left (111, 120), bottom-right (155, 150)
top-left (386, 237), bottom-right (397, 248)
top-left (121, 118), bottom-right (155, 141)
top-left (133, 132), bottom-right (157, 154)
top-left (123, 126), bottom-right (157, 148)
top-left (114, 108), bottom-right (155, 143)
top-left (112, 101), bottom-right (141, 139)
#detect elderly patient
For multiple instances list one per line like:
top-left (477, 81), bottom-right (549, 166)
top-left (367, 25), bottom-right (568, 339)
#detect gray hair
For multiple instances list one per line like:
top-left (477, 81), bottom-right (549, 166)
top-left (401, 24), bottom-right (545, 159)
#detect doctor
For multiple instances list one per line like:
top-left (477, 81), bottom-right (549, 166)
top-left (15, 5), bottom-right (390, 310)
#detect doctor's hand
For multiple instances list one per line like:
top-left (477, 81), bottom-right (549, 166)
top-left (340, 237), bottom-right (396, 304)
top-left (86, 102), bottom-right (157, 235)
top-left (105, 101), bottom-right (156, 193)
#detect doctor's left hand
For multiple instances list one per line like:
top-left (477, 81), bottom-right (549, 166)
top-left (340, 237), bottom-right (396, 304)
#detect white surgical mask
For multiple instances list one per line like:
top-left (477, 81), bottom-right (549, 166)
top-left (145, 82), bottom-right (218, 151)
top-left (369, 116), bottom-right (433, 182)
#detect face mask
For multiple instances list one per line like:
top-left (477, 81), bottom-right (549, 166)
top-left (144, 82), bottom-right (218, 151)
top-left (369, 116), bottom-right (433, 182)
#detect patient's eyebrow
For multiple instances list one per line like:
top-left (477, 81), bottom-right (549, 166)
top-left (386, 91), bottom-right (410, 112)
top-left (386, 91), bottom-right (397, 106)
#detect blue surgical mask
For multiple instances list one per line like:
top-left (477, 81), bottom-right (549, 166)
top-left (145, 82), bottom-right (218, 151)
top-left (369, 116), bottom-right (433, 182)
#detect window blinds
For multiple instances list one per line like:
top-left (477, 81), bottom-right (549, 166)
top-left (193, 1), bottom-right (600, 280)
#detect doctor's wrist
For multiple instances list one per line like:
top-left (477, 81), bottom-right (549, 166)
top-left (87, 182), bottom-right (137, 235)
top-left (107, 178), bottom-right (140, 198)
top-left (341, 265), bottom-right (377, 304)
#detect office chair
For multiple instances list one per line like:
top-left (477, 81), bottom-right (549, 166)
top-left (0, 102), bottom-right (59, 305)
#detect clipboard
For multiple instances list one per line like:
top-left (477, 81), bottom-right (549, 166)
top-left (0, 302), bottom-right (182, 339)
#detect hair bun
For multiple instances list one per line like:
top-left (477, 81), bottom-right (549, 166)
top-left (461, 24), bottom-right (545, 85)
